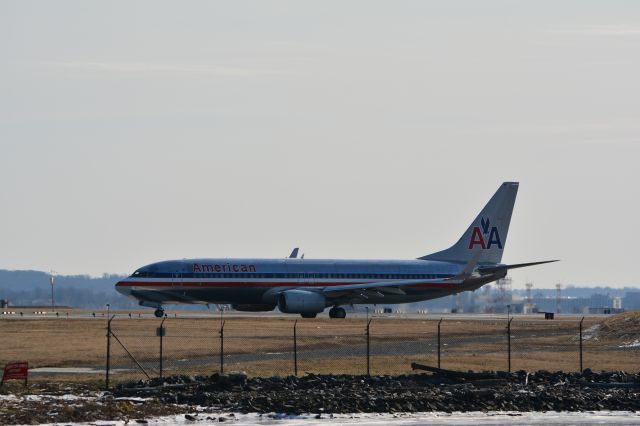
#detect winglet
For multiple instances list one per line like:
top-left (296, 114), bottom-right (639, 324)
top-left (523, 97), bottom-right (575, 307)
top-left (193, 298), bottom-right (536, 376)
top-left (288, 248), bottom-right (299, 259)
top-left (455, 250), bottom-right (482, 280)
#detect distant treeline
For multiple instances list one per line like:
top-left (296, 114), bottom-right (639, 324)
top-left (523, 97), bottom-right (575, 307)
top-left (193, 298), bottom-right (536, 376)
top-left (0, 269), bottom-right (135, 309)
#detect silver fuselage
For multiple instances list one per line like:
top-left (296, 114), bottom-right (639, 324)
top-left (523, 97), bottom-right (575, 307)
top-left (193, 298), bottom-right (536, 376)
top-left (115, 258), bottom-right (504, 307)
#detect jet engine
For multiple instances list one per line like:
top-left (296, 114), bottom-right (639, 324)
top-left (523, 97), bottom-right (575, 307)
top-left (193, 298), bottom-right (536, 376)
top-left (231, 304), bottom-right (276, 312)
top-left (277, 290), bottom-right (326, 314)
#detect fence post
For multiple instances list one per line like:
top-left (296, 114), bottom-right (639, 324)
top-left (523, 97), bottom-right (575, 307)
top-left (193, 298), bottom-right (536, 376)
top-left (437, 318), bottom-right (443, 369)
top-left (159, 316), bottom-right (167, 379)
top-left (366, 319), bottom-right (372, 376)
top-left (293, 320), bottom-right (298, 376)
top-left (105, 315), bottom-right (115, 390)
top-left (219, 320), bottom-right (225, 374)
top-left (507, 317), bottom-right (513, 373)
top-left (579, 316), bottom-right (584, 373)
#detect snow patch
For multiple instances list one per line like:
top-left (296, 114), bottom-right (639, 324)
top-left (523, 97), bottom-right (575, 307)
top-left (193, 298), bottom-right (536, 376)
top-left (114, 396), bottom-right (152, 403)
top-left (0, 394), bottom-right (19, 401)
top-left (582, 324), bottom-right (601, 341)
top-left (25, 394), bottom-right (43, 401)
top-left (27, 411), bottom-right (640, 426)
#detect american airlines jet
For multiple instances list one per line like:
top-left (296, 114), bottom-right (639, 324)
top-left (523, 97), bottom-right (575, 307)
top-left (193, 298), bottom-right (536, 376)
top-left (116, 182), bottom-right (556, 318)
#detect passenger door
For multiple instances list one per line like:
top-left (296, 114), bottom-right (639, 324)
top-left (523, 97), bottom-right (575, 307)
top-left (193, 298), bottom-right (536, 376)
top-left (171, 272), bottom-right (182, 288)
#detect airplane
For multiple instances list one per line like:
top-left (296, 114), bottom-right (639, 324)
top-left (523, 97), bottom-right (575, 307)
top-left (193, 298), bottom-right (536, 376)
top-left (115, 182), bottom-right (557, 319)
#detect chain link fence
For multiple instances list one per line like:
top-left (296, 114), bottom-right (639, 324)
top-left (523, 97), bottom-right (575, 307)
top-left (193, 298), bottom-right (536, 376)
top-left (1, 314), bottom-right (635, 386)
top-left (102, 315), bottom-right (639, 387)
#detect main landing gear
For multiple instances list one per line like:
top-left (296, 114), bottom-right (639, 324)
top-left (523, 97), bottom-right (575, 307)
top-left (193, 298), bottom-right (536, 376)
top-left (154, 308), bottom-right (165, 318)
top-left (300, 312), bottom-right (317, 318)
top-left (329, 306), bottom-right (346, 319)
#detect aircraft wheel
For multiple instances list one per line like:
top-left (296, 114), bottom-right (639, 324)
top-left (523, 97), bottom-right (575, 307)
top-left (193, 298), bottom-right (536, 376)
top-left (154, 308), bottom-right (165, 318)
top-left (301, 312), bottom-right (317, 319)
top-left (329, 307), bottom-right (346, 319)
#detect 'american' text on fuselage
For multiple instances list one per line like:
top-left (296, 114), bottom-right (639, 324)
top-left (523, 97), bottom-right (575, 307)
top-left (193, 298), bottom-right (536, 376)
top-left (192, 263), bottom-right (257, 273)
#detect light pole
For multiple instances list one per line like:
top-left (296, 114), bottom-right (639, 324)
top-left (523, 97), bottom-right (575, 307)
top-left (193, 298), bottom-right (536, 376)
top-left (49, 271), bottom-right (56, 313)
top-left (106, 303), bottom-right (110, 320)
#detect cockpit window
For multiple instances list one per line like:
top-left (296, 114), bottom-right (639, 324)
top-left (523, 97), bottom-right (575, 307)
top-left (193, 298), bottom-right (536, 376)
top-left (133, 271), bottom-right (141, 276)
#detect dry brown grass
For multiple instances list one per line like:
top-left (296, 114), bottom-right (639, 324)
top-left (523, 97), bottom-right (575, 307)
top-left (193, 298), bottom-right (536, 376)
top-left (1, 313), bottom-right (637, 383)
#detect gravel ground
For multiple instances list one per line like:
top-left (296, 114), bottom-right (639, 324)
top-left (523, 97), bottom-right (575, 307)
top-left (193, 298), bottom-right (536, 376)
top-left (1, 370), bottom-right (638, 424)
top-left (115, 370), bottom-right (640, 414)
top-left (0, 382), bottom-right (183, 425)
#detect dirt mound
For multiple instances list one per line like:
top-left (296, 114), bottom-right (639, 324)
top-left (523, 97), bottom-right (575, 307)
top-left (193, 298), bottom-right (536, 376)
top-left (585, 311), bottom-right (640, 342)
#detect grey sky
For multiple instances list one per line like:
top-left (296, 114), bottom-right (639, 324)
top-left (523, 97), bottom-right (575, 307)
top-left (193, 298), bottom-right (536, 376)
top-left (1, 1), bottom-right (638, 288)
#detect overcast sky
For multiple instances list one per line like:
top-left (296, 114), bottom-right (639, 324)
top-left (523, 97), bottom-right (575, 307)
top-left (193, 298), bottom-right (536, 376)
top-left (1, 1), bottom-right (639, 288)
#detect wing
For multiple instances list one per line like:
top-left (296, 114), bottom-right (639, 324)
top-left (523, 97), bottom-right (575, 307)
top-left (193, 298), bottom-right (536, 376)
top-left (321, 277), bottom-right (462, 297)
top-left (320, 250), bottom-right (482, 299)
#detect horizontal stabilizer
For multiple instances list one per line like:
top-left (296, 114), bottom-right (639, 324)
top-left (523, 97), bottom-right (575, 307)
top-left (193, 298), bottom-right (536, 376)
top-left (477, 260), bottom-right (559, 275)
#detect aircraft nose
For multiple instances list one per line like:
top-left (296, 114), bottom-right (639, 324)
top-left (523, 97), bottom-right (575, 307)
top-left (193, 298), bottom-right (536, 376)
top-left (115, 280), bottom-right (131, 296)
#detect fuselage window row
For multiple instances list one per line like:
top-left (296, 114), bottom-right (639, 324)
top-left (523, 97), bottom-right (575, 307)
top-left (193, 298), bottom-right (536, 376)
top-left (133, 272), bottom-right (449, 280)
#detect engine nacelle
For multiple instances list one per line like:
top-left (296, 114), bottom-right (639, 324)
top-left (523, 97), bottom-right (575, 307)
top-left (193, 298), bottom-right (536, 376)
top-left (231, 304), bottom-right (276, 312)
top-left (277, 290), bottom-right (326, 314)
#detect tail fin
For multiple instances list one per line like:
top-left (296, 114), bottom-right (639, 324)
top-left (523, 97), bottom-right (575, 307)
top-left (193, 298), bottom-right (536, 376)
top-left (419, 182), bottom-right (519, 264)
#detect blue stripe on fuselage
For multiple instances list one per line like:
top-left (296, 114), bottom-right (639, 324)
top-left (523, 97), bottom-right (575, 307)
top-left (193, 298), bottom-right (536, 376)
top-left (130, 258), bottom-right (463, 279)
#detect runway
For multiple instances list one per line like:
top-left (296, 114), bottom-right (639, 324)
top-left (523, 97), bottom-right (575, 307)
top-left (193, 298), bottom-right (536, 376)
top-left (0, 310), bottom-right (607, 321)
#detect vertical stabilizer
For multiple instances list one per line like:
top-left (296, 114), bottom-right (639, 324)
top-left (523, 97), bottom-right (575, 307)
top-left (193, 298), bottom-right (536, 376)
top-left (419, 182), bottom-right (519, 264)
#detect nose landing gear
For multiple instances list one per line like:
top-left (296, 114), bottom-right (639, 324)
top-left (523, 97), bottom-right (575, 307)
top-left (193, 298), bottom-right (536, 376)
top-left (329, 306), bottom-right (346, 319)
top-left (154, 308), bottom-right (165, 318)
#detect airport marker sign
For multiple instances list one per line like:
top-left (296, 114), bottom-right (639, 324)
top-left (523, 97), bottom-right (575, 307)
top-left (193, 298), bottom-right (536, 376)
top-left (1, 362), bottom-right (29, 386)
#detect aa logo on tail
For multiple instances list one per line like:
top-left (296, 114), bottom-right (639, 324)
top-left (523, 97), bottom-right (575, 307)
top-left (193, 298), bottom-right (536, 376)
top-left (468, 217), bottom-right (503, 249)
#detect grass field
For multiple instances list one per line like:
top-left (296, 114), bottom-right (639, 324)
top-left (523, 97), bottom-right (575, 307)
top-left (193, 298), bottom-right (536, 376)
top-left (0, 313), bottom-right (637, 383)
